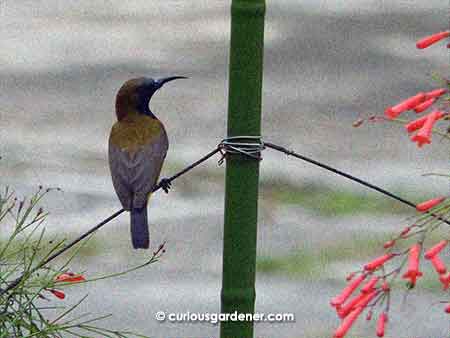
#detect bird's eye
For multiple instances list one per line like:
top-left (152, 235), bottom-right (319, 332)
top-left (153, 79), bottom-right (162, 89)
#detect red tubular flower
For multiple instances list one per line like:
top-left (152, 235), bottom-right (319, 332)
top-left (439, 273), bottom-right (450, 290)
top-left (55, 272), bottom-right (86, 283)
top-left (337, 292), bottom-right (366, 318)
top-left (406, 111), bottom-right (444, 134)
top-left (333, 291), bottom-right (378, 338)
top-left (364, 253), bottom-right (395, 272)
top-left (425, 88), bottom-right (448, 100)
top-left (334, 308), bottom-right (360, 338)
top-left (381, 281), bottom-right (390, 292)
top-left (410, 132), bottom-right (429, 147)
top-left (402, 243), bottom-right (423, 286)
top-left (410, 111), bottom-right (444, 147)
top-left (416, 196), bottom-right (446, 212)
top-left (384, 107), bottom-right (398, 119)
top-left (385, 92), bottom-right (426, 119)
top-left (47, 289), bottom-right (65, 300)
top-left (376, 312), bottom-right (388, 337)
top-left (366, 310), bottom-right (373, 321)
top-left (413, 97), bottom-right (436, 113)
top-left (416, 31), bottom-right (450, 49)
top-left (331, 274), bottom-right (367, 307)
top-left (429, 255), bottom-right (447, 274)
top-left (424, 240), bottom-right (448, 259)
top-left (361, 276), bottom-right (379, 293)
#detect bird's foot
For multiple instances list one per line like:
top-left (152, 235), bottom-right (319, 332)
top-left (159, 178), bottom-right (172, 193)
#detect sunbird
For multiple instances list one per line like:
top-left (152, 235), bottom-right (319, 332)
top-left (108, 76), bottom-right (186, 249)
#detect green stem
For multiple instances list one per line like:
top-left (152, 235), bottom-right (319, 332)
top-left (220, 1), bottom-right (265, 338)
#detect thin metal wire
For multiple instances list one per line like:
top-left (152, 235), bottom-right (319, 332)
top-left (0, 147), bottom-right (221, 296)
top-left (219, 137), bottom-right (445, 224)
top-left (3, 138), bottom-right (449, 296)
top-left (218, 136), bottom-right (264, 164)
top-left (264, 141), bottom-right (450, 226)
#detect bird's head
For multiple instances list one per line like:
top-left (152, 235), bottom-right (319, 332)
top-left (115, 76), bottom-right (187, 120)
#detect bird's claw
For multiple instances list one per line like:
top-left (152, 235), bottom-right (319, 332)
top-left (159, 178), bottom-right (172, 193)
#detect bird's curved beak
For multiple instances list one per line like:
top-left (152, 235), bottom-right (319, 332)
top-left (155, 76), bottom-right (188, 88)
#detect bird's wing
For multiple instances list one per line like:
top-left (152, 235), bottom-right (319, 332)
top-left (108, 140), bottom-right (132, 210)
top-left (108, 116), bottom-right (169, 210)
top-left (129, 127), bottom-right (168, 208)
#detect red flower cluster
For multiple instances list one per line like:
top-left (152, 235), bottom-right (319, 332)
top-left (331, 238), bottom-right (435, 337)
top-left (42, 272), bottom-right (86, 301)
top-left (333, 29), bottom-right (450, 338)
top-left (332, 286), bottom-right (381, 337)
top-left (331, 251), bottom-right (396, 337)
top-left (385, 91), bottom-right (447, 147)
top-left (383, 31), bottom-right (449, 147)
top-left (331, 201), bottom-right (450, 338)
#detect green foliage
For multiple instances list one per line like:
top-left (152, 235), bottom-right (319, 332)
top-left (0, 186), bottom-right (162, 337)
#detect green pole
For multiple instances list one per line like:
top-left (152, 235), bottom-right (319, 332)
top-left (220, 0), bottom-right (265, 337)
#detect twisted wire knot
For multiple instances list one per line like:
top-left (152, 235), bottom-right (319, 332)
top-left (218, 136), bottom-right (265, 165)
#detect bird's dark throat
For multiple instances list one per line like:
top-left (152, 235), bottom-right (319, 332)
top-left (137, 96), bottom-right (157, 119)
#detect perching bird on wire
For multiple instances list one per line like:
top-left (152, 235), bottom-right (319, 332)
top-left (108, 76), bottom-right (186, 249)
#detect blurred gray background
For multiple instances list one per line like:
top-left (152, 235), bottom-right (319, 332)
top-left (0, 1), bottom-right (449, 337)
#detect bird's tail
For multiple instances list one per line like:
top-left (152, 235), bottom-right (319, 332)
top-left (130, 207), bottom-right (149, 249)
